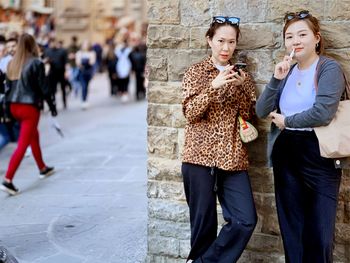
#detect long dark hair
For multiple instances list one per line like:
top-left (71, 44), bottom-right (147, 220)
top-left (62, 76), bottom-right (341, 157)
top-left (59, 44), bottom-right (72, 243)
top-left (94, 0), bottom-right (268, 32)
top-left (7, 33), bottom-right (39, 80)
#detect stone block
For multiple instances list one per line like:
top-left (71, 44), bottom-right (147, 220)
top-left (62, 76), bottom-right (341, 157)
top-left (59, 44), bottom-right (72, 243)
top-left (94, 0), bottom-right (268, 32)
top-left (247, 233), bottom-right (283, 253)
top-left (148, 198), bottom-right (189, 223)
top-left (147, 50), bottom-right (168, 81)
top-left (339, 172), bottom-right (350, 202)
top-left (265, 0), bottom-right (325, 22)
top-left (254, 193), bottom-right (280, 235)
top-left (249, 167), bottom-right (274, 193)
top-left (146, 255), bottom-right (185, 263)
top-left (180, 1), bottom-right (211, 26)
top-left (147, 25), bottom-right (190, 49)
top-left (190, 27), bottom-right (209, 49)
top-left (148, 104), bottom-right (185, 128)
top-left (214, 0), bottom-right (269, 23)
top-left (148, 235), bottom-right (179, 257)
top-left (147, 103), bottom-right (173, 127)
top-left (238, 250), bottom-right (285, 263)
top-left (178, 128), bottom-right (185, 160)
top-left (241, 50), bottom-right (275, 84)
top-left (148, 127), bottom-right (179, 159)
top-left (148, 180), bottom-right (186, 201)
top-left (247, 131), bottom-right (269, 167)
top-left (335, 223), bottom-right (350, 243)
top-left (167, 49), bottom-right (207, 81)
top-left (333, 243), bottom-right (350, 263)
top-left (321, 22), bottom-right (350, 49)
top-left (325, 0), bottom-right (350, 20)
top-left (179, 239), bottom-right (190, 258)
top-left (147, 0), bottom-right (180, 24)
top-left (238, 23), bottom-right (280, 50)
top-left (147, 81), bottom-right (182, 104)
top-left (148, 219), bottom-right (190, 240)
top-left (148, 157), bottom-right (182, 182)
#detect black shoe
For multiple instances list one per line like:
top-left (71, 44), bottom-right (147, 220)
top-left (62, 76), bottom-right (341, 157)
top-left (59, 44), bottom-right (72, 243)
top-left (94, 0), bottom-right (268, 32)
top-left (39, 166), bottom-right (55, 179)
top-left (0, 247), bottom-right (7, 262)
top-left (1, 181), bottom-right (19, 196)
top-left (0, 246), bottom-right (19, 263)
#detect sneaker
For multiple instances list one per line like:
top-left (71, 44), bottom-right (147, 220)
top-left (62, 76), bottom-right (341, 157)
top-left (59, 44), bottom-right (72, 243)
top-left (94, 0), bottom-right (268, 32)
top-left (39, 166), bottom-right (55, 179)
top-left (1, 181), bottom-right (19, 196)
top-left (0, 247), bottom-right (7, 261)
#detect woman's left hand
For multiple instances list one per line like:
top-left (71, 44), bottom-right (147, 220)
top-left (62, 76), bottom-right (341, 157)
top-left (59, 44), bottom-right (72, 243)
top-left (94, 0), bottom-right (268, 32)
top-left (269, 112), bottom-right (285, 130)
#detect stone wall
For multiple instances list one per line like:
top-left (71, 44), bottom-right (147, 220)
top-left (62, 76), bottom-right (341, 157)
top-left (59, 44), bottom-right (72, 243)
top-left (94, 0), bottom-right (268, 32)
top-left (146, 1), bottom-right (350, 262)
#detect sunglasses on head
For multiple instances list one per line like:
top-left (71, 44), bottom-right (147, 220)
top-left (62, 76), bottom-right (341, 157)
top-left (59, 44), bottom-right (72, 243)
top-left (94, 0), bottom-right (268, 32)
top-left (284, 10), bottom-right (310, 22)
top-left (212, 16), bottom-right (240, 26)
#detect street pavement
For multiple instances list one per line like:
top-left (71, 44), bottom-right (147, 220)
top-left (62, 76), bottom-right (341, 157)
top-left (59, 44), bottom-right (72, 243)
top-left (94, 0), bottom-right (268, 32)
top-left (0, 73), bottom-right (148, 263)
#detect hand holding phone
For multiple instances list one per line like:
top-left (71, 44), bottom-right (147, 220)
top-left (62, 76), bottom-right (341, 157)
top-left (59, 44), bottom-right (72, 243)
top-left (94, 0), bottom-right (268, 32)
top-left (234, 62), bottom-right (247, 76)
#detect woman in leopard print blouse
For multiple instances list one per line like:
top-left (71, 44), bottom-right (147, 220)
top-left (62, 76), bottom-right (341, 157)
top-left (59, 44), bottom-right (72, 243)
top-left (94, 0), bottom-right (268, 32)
top-left (182, 16), bottom-right (257, 263)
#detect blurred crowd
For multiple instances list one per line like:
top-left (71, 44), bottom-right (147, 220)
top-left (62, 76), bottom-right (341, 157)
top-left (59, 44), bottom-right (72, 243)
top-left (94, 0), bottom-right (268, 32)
top-left (0, 28), bottom-right (148, 152)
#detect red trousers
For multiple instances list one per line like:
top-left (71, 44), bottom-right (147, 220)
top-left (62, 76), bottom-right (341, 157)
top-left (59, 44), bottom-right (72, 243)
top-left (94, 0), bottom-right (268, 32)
top-left (5, 103), bottom-right (46, 181)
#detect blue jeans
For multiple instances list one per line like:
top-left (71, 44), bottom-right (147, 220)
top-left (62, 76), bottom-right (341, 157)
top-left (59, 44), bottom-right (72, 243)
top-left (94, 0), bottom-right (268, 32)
top-left (79, 69), bottom-right (93, 102)
top-left (182, 163), bottom-right (257, 262)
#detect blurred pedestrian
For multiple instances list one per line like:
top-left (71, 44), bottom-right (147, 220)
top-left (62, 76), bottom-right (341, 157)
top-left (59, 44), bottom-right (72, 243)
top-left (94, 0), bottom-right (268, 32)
top-left (129, 33), bottom-right (147, 100)
top-left (104, 41), bottom-right (118, 96)
top-left (115, 35), bottom-right (132, 102)
top-left (0, 33), bottom-right (57, 196)
top-left (44, 38), bottom-right (68, 109)
top-left (76, 40), bottom-right (96, 109)
top-left (67, 35), bottom-right (80, 97)
top-left (92, 42), bottom-right (103, 74)
top-left (0, 37), bottom-right (19, 151)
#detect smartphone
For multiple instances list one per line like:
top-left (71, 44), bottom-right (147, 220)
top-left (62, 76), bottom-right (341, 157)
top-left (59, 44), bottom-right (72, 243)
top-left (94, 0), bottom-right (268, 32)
top-left (234, 62), bottom-right (247, 76)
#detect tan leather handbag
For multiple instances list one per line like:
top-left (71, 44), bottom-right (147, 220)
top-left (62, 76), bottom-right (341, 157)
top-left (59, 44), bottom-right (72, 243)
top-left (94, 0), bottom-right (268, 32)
top-left (314, 74), bottom-right (350, 159)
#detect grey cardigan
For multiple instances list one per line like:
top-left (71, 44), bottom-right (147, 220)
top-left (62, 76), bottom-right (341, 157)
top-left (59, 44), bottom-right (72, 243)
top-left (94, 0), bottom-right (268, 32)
top-left (256, 55), bottom-right (346, 166)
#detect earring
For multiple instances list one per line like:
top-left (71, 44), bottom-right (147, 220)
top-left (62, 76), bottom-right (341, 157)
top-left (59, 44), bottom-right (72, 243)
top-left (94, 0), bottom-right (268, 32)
top-left (316, 43), bottom-right (319, 48)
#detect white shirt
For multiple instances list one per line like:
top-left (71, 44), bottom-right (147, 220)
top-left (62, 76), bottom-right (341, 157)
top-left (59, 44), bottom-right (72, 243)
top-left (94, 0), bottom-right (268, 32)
top-left (280, 59), bottom-right (319, 131)
top-left (0, 55), bottom-right (12, 73)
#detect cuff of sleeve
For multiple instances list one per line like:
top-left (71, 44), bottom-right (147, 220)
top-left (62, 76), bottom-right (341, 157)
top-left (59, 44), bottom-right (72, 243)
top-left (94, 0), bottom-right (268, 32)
top-left (267, 76), bottom-right (282, 90)
top-left (284, 116), bottom-right (290, 128)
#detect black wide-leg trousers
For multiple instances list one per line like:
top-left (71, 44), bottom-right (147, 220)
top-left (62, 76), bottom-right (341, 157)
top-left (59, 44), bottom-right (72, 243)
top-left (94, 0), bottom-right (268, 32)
top-left (182, 163), bottom-right (257, 263)
top-left (272, 129), bottom-right (342, 263)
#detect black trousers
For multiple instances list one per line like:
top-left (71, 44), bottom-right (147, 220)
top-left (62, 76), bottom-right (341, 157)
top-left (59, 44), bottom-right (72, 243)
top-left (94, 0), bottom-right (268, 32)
top-left (182, 163), bottom-right (257, 263)
top-left (271, 130), bottom-right (342, 263)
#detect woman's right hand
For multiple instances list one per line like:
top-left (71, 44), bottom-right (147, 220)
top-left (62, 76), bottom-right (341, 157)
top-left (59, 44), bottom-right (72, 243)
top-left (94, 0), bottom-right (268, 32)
top-left (274, 55), bottom-right (292, 80)
top-left (212, 65), bottom-right (237, 89)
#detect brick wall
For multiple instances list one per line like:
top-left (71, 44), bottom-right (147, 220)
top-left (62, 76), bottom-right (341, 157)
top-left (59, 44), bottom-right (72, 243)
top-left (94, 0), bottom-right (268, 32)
top-left (146, 1), bottom-right (350, 262)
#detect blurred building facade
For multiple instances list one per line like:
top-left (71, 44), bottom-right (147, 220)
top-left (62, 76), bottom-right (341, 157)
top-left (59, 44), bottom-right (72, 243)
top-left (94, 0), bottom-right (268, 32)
top-left (0, 0), bottom-right (147, 44)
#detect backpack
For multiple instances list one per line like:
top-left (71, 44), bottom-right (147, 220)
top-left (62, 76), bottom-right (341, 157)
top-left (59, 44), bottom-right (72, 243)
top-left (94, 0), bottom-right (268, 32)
top-left (115, 46), bottom-right (132, 79)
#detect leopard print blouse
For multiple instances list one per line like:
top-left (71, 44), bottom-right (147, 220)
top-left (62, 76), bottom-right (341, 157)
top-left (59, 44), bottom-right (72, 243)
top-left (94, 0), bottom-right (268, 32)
top-left (182, 56), bottom-right (256, 171)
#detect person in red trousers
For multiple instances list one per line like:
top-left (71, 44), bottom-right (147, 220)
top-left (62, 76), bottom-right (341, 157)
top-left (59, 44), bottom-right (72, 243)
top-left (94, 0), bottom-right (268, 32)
top-left (0, 33), bottom-right (57, 196)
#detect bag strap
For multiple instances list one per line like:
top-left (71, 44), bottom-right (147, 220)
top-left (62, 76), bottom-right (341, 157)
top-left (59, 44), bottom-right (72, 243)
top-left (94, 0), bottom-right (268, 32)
top-left (314, 57), bottom-right (350, 100)
top-left (238, 116), bottom-right (249, 130)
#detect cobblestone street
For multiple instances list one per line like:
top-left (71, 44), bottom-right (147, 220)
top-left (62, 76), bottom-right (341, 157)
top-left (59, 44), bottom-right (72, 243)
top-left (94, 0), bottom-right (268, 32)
top-left (0, 73), bottom-right (148, 263)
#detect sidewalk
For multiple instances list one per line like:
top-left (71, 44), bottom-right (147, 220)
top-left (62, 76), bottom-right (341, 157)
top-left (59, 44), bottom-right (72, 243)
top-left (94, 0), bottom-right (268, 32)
top-left (0, 73), bottom-right (148, 263)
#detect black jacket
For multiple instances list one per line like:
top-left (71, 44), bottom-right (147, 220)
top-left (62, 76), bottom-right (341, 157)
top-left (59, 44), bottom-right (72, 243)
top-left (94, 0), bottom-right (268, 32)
top-left (6, 58), bottom-right (56, 113)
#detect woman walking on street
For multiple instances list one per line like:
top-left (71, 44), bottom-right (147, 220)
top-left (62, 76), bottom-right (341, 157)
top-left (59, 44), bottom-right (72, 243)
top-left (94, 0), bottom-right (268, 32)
top-left (1, 33), bottom-right (57, 196)
top-left (256, 11), bottom-right (345, 262)
top-left (182, 16), bottom-right (257, 262)
top-left (76, 40), bottom-right (96, 109)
